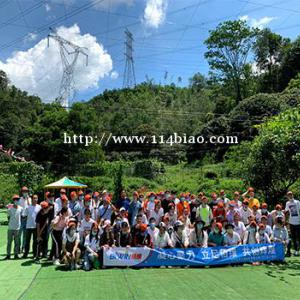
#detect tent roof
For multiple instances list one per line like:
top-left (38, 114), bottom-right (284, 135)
top-left (44, 176), bottom-right (87, 189)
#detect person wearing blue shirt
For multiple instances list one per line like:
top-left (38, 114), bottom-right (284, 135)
top-left (128, 191), bottom-right (142, 225)
top-left (115, 190), bottom-right (130, 211)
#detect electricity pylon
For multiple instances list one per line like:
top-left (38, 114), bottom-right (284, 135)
top-left (47, 27), bottom-right (88, 108)
top-left (123, 28), bottom-right (136, 88)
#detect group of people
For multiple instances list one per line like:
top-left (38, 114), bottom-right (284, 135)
top-left (4, 186), bottom-right (300, 270)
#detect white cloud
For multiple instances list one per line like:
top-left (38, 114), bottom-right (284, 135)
top-left (239, 15), bottom-right (276, 29)
top-left (24, 32), bottom-right (38, 43)
top-left (110, 70), bottom-right (119, 79)
top-left (92, 0), bottom-right (134, 10)
top-left (143, 0), bottom-right (168, 28)
top-left (0, 24), bottom-right (113, 103)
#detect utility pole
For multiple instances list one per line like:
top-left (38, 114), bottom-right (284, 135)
top-left (47, 27), bottom-right (88, 108)
top-left (123, 28), bottom-right (136, 88)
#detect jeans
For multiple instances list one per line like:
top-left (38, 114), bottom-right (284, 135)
top-left (7, 229), bottom-right (20, 257)
top-left (290, 224), bottom-right (300, 251)
top-left (20, 216), bottom-right (27, 252)
top-left (83, 252), bottom-right (100, 271)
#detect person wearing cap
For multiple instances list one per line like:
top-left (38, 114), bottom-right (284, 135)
top-left (153, 222), bottom-right (173, 248)
top-left (119, 207), bottom-right (130, 226)
top-left (209, 192), bottom-right (218, 209)
top-left (147, 217), bottom-right (159, 242)
top-left (224, 223), bottom-right (241, 246)
top-left (285, 191), bottom-right (300, 256)
top-left (78, 194), bottom-right (93, 221)
top-left (213, 202), bottom-right (226, 223)
top-left (226, 201), bottom-right (238, 224)
top-left (77, 190), bottom-right (84, 208)
top-left (23, 194), bottom-right (41, 259)
top-left (217, 190), bottom-right (230, 208)
top-left (84, 222), bottom-right (101, 271)
top-left (270, 204), bottom-right (285, 224)
top-left (189, 218), bottom-right (208, 248)
top-left (116, 221), bottom-right (132, 247)
top-left (91, 192), bottom-right (101, 221)
top-left (35, 201), bottom-right (51, 261)
top-left (50, 207), bottom-right (70, 265)
top-left (238, 199), bottom-right (253, 226)
top-left (242, 187), bottom-right (260, 209)
top-left (100, 220), bottom-right (115, 248)
top-left (19, 186), bottom-right (32, 253)
top-left (171, 220), bottom-right (189, 248)
top-left (4, 195), bottom-right (23, 259)
top-left (196, 196), bottom-right (213, 228)
top-left (115, 190), bottom-right (130, 211)
top-left (69, 191), bottom-right (81, 218)
top-left (260, 203), bottom-right (272, 226)
top-left (98, 196), bottom-right (115, 224)
top-left (272, 217), bottom-right (289, 251)
top-left (233, 212), bottom-right (246, 241)
top-left (149, 200), bottom-right (164, 226)
top-left (132, 223), bottom-right (152, 247)
top-left (176, 193), bottom-right (190, 218)
top-left (208, 222), bottom-right (225, 247)
top-left (243, 221), bottom-right (259, 244)
top-left (62, 220), bottom-right (81, 270)
top-left (54, 188), bottom-right (67, 213)
top-left (128, 191), bottom-right (142, 226)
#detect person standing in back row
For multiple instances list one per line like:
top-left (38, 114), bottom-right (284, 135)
top-left (4, 195), bottom-right (23, 260)
top-left (285, 191), bottom-right (300, 256)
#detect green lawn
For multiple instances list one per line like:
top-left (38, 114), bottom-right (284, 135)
top-left (0, 225), bottom-right (300, 300)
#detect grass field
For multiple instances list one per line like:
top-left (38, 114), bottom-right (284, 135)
top-left (1, 225), bottom-right (300, 300)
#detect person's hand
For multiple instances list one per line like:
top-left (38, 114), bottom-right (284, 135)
top-left (66, 251), bottom-right (71, 257)
top-left (93, 252), bottom-right (99, 258)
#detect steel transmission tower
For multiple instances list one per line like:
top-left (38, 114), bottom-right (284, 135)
top-left (47, 28), bottom-right (88, 108)
top-left (123, 28), bottom-right (136, 88)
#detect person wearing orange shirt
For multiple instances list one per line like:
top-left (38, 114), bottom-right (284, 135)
top-left (176, 193), bottom-right (190, 218)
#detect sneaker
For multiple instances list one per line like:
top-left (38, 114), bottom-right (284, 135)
top-left (35, 259), bottom-right (41, 264)
top-left (22, 254), bottom-right (28, 259)
top-left (75, 264), bottom-right (81, 270)
top-left (14, 255), bottom-right (20, 260)
top-left (294, 251), bottom-right (299, 257)
top-left (3, 256), bottom-right (11, 260)
top-left (53, 259), bottom-right (61, 266)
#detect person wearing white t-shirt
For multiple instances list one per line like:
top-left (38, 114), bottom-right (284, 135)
top-left (238, 200), bottom-right (253, 226)
top-left (147, 217), bottom-right (159, 242)
top-left (153, 222), bottom-right (173, 248)
top-left (19, 186), bottom-right (32, 252)
top-left (84, 222), bottom-right (101, 271)
top-left (257, 223), bottom-right (271, 244)
top-left (233, 213), bottom-right (246, 241)
top-left (78, 208), bottom-right (95, 242)
top-left (285, 191), bottom-right (300, 256)
top-left (23, 195), bottom-right (41, 258)
top-left (224, 223), bottom-right (241, 246)
top-left (62, 220), bottom-right (81, 270)
top-left (5, 195), bottom-right (23, 259)
top-left (149, 201), bottom-right (164, 225)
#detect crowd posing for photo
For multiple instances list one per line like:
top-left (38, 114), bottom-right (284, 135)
top-left (4, 187), bottom-right (300, 270)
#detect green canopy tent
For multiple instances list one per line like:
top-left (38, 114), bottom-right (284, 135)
top-left (44, 176), bottom-right (87, 194)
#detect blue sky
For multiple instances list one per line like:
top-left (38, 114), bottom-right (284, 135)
top-left (0, 0), bottom-right (300, 103)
